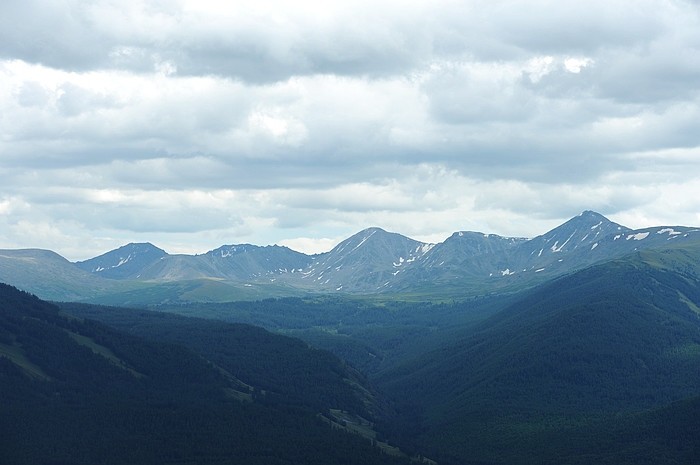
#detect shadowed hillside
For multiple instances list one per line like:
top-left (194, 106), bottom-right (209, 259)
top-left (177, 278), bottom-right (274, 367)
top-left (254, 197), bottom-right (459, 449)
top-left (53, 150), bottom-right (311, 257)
top-left (0, 283), bottom-right (411, 465)
top-left (374, 243), bottom-right (700, 464)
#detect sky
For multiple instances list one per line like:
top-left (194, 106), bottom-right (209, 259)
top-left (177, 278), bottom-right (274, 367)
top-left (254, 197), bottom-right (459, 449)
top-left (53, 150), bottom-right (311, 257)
top-left (1, 0), bottom-right (700, 261)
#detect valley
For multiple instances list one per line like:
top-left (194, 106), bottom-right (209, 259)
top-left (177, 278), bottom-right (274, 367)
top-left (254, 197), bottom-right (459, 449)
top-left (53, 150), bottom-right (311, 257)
top-left (2, 211), bottom-right (700, 464)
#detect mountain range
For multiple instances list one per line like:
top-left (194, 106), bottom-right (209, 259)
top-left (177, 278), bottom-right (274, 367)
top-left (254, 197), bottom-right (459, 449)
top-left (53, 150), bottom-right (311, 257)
top-left (3, 210), bottom-right (700, 464)
top-left (1, 210), bottom-right (699, 303)
top-left (54, 231), bottom-right (700, 464)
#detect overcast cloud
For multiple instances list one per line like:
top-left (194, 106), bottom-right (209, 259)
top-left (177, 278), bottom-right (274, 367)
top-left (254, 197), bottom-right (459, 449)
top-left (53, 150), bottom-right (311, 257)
top-left (1, 0), bottom-right (700, 260)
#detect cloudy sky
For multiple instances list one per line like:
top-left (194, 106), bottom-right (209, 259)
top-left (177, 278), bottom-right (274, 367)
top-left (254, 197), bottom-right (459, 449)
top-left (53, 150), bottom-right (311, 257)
top-left (1, 0), bottom-right (700, 261)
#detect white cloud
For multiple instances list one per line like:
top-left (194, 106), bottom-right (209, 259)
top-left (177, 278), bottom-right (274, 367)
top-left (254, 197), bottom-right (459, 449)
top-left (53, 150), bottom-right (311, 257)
top-left (564, 57), bottom-right (593, 73)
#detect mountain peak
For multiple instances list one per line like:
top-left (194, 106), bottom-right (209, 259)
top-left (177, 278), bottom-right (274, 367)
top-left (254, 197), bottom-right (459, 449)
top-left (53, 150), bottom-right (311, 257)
top-left (500, 211), bottom-right (632, 276)
top-left (578, 210), bottom-right (611, 222)
top-left (207, 244), bottom-right (259, 258)
top-left (349, 227), bottom-right (389, 241)
top-left (552, 211), bottom-right (628, 235)
top-left (580, 209), bottom-right (604, 216)
top-left (302, 227), bottom-right (432, 292)
top-left (120, 242), bottom-right (165, 253)
top-left (74, 242), bottom-right (168, 279)
top-left (329, 227), bottom-right (397, 253)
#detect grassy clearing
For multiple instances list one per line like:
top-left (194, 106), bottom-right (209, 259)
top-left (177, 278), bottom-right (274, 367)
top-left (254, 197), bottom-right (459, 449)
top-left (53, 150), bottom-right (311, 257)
top-left (65, 330), bottom-right (143, 377)
top-left (223, 387), bottom-right (253, 403)
top-left (678, 290), bottom-right (700, 315)
top-left (0, 341), bottom-right (51, 380)
top-left (323, 409), bottom-right (436, 463)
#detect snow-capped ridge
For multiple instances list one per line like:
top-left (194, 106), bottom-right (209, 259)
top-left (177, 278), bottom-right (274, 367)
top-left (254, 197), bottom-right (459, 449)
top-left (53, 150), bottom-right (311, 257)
top-left (67, 211), bottom-right (700, 294)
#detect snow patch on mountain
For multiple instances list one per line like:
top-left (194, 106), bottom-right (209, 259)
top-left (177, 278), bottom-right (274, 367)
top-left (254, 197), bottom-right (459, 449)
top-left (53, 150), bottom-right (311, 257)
top-left (627, 232), bottom-right (650, 241)
top-left (551, 233), bottom-right (575, 252)
top-left (418, 243), bottom-right (435, 254)
top-left (92, 254), bottom-right (132, 272)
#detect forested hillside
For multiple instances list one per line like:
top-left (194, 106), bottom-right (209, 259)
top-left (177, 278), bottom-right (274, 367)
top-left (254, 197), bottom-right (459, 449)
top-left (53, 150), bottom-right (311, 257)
top-left (0, 283), bottom-right (411, 465)
top-left (59, 300), bottom-right (379, 417)
top-left (374, 247), bottom-right (700, 464)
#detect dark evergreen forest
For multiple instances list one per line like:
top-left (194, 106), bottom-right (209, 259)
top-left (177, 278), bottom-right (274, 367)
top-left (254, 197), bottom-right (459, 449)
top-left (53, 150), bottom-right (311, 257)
top-left (0, 284), bottom-right (410, 465)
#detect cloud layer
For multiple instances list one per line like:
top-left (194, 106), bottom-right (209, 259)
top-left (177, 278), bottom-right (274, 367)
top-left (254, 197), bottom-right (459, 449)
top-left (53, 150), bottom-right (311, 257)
top-left (1, 0), bottom-right (700, 260)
